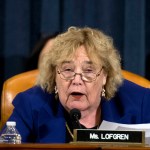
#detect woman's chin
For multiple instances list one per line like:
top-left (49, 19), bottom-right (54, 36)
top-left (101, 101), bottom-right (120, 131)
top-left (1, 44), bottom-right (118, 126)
top-left (68, 104), bottom-right (87, 111)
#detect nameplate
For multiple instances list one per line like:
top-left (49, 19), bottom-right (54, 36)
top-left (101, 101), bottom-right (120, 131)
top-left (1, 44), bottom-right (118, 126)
top-left (73, 129), bottom-right (145, 145)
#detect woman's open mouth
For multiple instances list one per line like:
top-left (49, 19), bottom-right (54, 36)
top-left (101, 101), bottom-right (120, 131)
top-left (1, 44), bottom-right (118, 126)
top-left (71, 92), bottom-right (84, 99)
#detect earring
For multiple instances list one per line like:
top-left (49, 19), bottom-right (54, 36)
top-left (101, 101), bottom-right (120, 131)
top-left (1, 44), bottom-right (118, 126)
top-left (102, 88), bottom-right (106, 97)
top-left (54, 86), bottom-right (58, 100)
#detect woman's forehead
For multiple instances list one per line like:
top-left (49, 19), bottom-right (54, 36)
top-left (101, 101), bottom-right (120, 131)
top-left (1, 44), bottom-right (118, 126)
top-left (56, 45), bottom-right (102, 66)
top-left (58, 59), bottom-right (101, 69)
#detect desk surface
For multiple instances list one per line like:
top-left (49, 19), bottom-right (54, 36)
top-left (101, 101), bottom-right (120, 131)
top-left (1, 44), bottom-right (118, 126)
top-left (0, 143), bottom-right (150, 150)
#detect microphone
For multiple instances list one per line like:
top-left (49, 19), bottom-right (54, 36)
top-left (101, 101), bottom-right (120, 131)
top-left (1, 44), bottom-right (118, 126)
top-left (70, 108), bottom-right (82, 129)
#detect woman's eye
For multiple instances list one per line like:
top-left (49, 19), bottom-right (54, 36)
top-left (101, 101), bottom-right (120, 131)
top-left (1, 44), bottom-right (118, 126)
top-left (64, 68), bottom-right (73, 72)
top-left (84, 68), bottom-right (94, 73)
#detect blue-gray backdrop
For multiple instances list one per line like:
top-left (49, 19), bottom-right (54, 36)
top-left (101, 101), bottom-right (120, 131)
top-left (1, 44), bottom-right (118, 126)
top-left (0, 0), bottom-right (150, 93)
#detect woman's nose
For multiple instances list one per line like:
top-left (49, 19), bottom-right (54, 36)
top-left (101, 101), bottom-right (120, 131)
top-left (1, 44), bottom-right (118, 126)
top-left (72, 73), bottom-right (83, 85)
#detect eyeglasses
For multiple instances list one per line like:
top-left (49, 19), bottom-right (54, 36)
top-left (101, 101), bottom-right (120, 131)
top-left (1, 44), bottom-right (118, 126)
top-left (57, 67), bottom-right (103, 82)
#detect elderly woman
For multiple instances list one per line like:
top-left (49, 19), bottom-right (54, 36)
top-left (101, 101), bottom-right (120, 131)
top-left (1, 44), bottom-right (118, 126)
top-left (2, 27), bottom-right (150, 143)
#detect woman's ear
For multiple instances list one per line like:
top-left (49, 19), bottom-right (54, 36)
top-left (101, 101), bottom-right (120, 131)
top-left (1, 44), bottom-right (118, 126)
top-left (55, 85), bottom-right (58, 94)
top-left (102, 71), bottom-right (107, 86)
top-left (103, 76), bottom-right (107, 86)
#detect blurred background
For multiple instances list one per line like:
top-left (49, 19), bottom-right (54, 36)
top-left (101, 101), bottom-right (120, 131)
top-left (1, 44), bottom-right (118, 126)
top-left (0, 0), bottom-right (150, 94)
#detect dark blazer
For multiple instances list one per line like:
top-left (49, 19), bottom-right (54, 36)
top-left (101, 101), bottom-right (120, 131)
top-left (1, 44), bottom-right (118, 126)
top-left (3, 80), bottom-right (150, 143)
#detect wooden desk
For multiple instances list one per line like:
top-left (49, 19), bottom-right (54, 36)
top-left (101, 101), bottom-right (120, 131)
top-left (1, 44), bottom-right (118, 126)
top-left (0, 143), bottom-right (150, 150)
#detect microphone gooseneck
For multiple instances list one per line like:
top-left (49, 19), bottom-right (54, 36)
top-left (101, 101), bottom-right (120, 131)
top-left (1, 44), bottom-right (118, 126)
top-left (70, 108), bottom-right (82, 129)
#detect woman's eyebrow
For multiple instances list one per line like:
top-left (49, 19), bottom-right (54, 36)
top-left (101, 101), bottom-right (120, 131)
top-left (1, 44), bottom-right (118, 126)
top-left (61, 61), bottom-right (73, 64)
top-left (61, 60), bottom-right (93, 65)
top-left (83, 61), bottom-right (93, 64)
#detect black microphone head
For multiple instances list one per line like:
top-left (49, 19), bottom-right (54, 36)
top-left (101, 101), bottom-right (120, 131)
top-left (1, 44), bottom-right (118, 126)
top-left (70, 108), bottom-right (81, 120)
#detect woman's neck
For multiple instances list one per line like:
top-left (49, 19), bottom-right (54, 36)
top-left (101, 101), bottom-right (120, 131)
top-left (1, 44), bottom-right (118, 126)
top-left (79, 107), bottom-right (101, 129)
